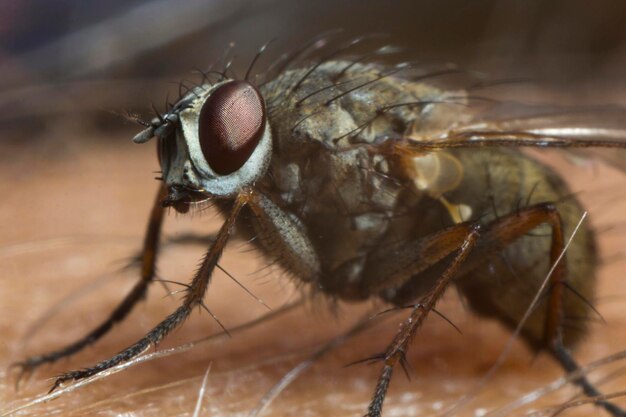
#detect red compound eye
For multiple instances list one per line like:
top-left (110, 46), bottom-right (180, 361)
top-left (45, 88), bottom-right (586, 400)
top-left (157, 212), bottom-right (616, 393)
top-left (198, 80), bottom-right (266, 175)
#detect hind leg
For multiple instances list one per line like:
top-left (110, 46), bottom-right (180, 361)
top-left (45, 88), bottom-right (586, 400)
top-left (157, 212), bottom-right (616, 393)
top-left (361, 203), bottom-right (624, 417)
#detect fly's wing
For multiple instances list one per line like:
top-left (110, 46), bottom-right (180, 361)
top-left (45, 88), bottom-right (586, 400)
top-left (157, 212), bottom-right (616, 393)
top-left (403, 106), bottom-right (626, 172)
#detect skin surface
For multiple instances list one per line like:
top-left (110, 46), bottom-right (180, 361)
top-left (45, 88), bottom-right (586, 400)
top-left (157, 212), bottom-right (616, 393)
top-left (1, 123), bottom-right (626, 417)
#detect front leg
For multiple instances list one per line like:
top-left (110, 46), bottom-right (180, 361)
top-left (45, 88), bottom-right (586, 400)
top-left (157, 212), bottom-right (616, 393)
top-left (49, 189), bottom-right (251, 392)
top-left (14, 184), bottom-right (167, 384)
top-left (47, 188), bottom-right (322, 392)
top-left (245, 191), bottom-right (321, 283)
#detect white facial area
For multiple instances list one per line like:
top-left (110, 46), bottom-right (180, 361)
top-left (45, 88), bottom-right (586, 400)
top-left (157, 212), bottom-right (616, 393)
top-left (165, 81), bottom-right (273, 197)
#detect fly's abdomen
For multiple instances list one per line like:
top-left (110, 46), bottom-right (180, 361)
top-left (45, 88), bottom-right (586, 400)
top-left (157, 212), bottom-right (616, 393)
top-left (450, 149), bottom-right (597, 349)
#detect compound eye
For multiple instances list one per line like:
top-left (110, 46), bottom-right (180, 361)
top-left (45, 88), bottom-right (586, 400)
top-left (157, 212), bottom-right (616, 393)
top-left (198, 80), bottom-right (266, 175)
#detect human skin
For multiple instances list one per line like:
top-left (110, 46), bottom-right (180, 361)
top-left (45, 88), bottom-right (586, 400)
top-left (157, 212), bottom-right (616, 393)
top-left (1, 119), bottom-right (626, 417)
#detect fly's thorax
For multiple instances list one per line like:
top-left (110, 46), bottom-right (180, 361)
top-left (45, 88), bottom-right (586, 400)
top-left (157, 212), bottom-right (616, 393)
top-left (261, 60), bottom-right (471, 154)
top-left (257, 59), bottom-right (475, 223)
top-left (262, 140), bottom-right (415, 277)
top-left (256, 61), bottom-right (476, 274)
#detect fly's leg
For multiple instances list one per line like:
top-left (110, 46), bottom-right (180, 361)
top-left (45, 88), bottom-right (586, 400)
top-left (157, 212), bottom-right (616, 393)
top-left (165, 232), bottom-right (217, 247)
top-left (14, 184), bottom-right (168, 384)
top-left (552, 335), bottom-right (626, 416)
top-left (245, 191), bottom-right (321, 282)
top-left (48, 187), bottom-right (322, 392)
top-left (365, 224), bottom-right (480, 417)
top-left (47, 190), bottom-right (251, 392)
top-left (364, 203), bottom-right (624, 417)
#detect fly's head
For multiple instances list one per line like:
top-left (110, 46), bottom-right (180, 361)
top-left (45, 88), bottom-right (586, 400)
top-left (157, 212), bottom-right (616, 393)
top-left (133, 79), bottom-right (273, 212)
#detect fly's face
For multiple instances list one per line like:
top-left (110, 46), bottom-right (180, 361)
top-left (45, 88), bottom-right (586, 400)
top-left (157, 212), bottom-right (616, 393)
top-left (134, 79), bottom-right (273, 212)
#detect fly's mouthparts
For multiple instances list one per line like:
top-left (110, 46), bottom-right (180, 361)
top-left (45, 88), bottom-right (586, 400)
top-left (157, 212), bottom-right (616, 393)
top-left (161, 184), bottom-right (193, 214)
top-left (161, 184), bottom-right (203, 213)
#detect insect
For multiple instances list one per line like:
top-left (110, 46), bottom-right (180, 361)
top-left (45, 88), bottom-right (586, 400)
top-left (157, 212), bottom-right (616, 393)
top-left (14, 36), bottom-right (626, 416)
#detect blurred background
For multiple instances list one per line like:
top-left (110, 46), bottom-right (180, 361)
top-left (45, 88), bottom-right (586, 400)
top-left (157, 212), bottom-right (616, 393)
top-left (1, 0), bottom-right (625, 146)
top-left (1, 1), bottom-right (626, 416)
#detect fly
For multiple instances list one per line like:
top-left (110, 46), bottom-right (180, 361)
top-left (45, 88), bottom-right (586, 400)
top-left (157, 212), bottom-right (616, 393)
top-left (14, 36), bottom-right (626, 416)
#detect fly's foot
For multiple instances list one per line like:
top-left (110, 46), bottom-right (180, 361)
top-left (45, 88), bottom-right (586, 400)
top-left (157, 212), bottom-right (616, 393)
top-left (10, 360), bottom-right (35, 391)
top-left (48, 369), bottom-right (94, 394)
top-left (11, 353), bottom-right (62, 390)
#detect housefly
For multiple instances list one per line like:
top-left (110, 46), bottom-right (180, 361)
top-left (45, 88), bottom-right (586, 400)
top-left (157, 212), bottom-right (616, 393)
top-left (14, 37), bottom-right (626, 416)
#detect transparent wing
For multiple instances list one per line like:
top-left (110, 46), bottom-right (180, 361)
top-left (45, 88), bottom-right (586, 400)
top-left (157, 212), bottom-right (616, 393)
top-left (403, 107), bottom-right (626, 172)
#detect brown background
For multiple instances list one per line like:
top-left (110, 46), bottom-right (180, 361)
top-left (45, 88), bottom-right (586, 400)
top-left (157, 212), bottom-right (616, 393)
top-left (1, 1), bottom-right (626, 416)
